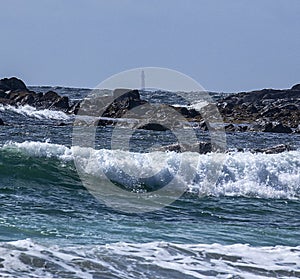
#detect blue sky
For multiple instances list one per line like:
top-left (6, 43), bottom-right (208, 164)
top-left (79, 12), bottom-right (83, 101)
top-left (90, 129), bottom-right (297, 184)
top-left (0, 0), bottom-right (299, 92)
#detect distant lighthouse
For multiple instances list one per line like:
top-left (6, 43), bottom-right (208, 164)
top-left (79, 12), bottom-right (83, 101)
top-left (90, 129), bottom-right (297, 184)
top-left (141, 70), bottom-right (145, 90)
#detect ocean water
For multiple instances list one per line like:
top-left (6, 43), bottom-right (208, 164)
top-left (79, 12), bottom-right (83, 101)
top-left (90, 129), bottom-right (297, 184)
top-left (0, 88), bottom-right (299, 278)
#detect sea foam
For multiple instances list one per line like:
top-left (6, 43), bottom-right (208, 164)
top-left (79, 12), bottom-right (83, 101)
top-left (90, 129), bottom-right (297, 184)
top-left (0, 239), bottom-right (299, 279)
top-left (0, 104), bottom-right (70, 120)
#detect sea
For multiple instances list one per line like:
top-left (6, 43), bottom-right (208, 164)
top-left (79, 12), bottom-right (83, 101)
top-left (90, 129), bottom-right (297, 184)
top-left (0, 86), bottom-right (299, 278)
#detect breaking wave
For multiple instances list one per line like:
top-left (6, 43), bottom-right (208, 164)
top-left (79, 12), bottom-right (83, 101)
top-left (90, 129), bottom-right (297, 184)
top-left (1, 141), bottom-right (299, 200)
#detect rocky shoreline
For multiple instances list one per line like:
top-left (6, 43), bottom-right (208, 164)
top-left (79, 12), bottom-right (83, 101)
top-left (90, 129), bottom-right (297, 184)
top-left (0, 77), bottom-right (299, 135)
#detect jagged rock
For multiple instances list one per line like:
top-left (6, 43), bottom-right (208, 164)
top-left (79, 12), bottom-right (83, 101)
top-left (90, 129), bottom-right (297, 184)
top-left (0, 77), bottom-right (28, 92)
top-left (68, 101), bottom-right (81, 114)
top-left (102, 89), bottom-right (147, 118)
top-left (218, 85), bottom-right (300, 132)
top-left (0, 77), bottom-right (299, 135)
top-left (51, 96), bottom-right (69, 111)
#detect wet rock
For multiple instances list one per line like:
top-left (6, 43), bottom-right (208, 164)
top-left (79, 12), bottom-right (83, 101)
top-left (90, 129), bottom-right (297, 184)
top-left (51, 96), bottom-right (69, 111)
top-left (271, 123), bottom-right (293, 133)
top-left (157, 142), bottom-right (212, 154)
top-left (68, 101), bottom-right (81, 114)
top-left (252, 144), bottom-right (294, 154)
top-left (102, 89), bottom-right (147, 118)
top-left (138, 123), bottom-right (168, 131)
top-left (42, 91), bottom-right (61, 101)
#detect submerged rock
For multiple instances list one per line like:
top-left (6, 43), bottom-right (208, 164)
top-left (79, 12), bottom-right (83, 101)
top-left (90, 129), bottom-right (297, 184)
top-left (252, 144), bottom-right (294, 154)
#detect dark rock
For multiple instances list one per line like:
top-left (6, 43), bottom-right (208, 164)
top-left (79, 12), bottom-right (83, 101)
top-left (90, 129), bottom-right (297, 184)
top-left (157, 141), bottom-right (226, 154)
top-left (0, 77), bottom-right (28, 92)
top-left (225, 124), bottom-right (236, 132)
top-left (58, 122), bottom-right (68, 126)
top-left (257, 122), bottom-right (293, 133)
top-left (51, 96), bottom-right (69, 110)
top-left (252, 144), bottom-right (294, 154)
top-left (218, 84), bottom-right (300, 130)
top-left (294, 126), bottom-right (300, 133)
top-left (199, 121), bottom-right (208, 131)
top-left (238, 125), bottom-right (248, 132)
top-left (291, 84), bottom-right (300, 90)
top-left (138, 123), bottom-right (168, 131)
top-left (102, 89), bottom-right (147, 118)
top-left (0, 119), bottom-right (4, 125)
top-left (271, 123), bottom-right (293, 133)
top-left (113, 89), bottom-right (142, 109)
top-left (246, 104), bottom-right (258, 113)
top-left (157, 142), bottom-right (212, 154)
top-left (42, 91), bottom-right (60, 102)
top-left (68, 101), bottom-right (81, 114)
top-left (262, 122), bottom-right (274, 132)
top-left (260, 106), bottom-right (281, 117)
top-left (0, 90), bottom-right (6, 98)
top-left (174, 106), bottom-right (199, 118)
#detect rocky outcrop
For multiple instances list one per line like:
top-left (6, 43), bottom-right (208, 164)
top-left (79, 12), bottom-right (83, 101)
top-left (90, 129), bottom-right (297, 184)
top-left (217, 85), bottom-right (300, 129)
top-left (0, 77), bottom-right (72, 112)
top-left (0, 77), bottom-right (28, 92)
top-left (0, 77), bottom-right (299, 134)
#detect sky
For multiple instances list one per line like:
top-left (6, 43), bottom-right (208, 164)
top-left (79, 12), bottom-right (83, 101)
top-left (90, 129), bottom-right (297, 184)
top-left (0, 0), bottom-right (300, 92)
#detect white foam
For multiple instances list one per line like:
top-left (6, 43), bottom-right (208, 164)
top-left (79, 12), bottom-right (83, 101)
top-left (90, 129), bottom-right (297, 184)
top-left (0, 239), bottom-right (299, 278)
top-left (0, 104), bottom-right (70, 120)
top-left (172, 100), bottom-right (210, 112)
top-left (3, 141), bottom-right (73, 161)
top-left (189, 100), bottom-right (209, 111)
